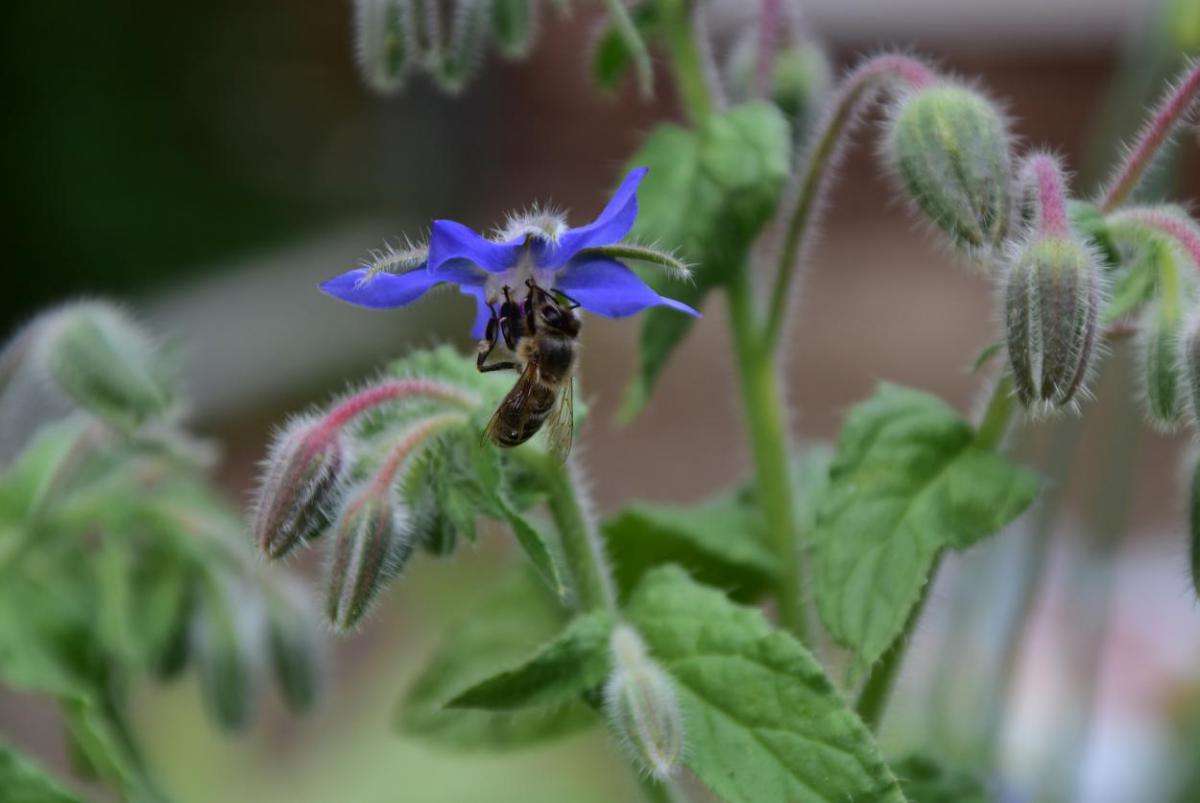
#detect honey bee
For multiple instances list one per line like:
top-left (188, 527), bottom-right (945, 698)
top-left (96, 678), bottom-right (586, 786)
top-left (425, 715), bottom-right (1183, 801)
top-left (477, 280), bottom-right (580, 460)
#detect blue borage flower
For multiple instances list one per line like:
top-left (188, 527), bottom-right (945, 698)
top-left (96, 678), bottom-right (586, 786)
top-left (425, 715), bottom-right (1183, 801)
top-left (320, 168), bottom-right (699, 338)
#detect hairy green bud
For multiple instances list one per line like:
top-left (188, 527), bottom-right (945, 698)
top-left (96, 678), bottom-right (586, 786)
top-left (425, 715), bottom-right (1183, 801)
top-left (491, 0), bottom-right (537, 59)
top-left (430, 0), bottom-right (489, 94)
top-left (1183, 314), bottom-right (1200, 430)
top-left (253, 415), bottom-right (344, 560)
top-left (191, 579), bottom-right (258, 732)
top-left (1004, 237), bottom-right (1102, 410)
top-left (1141, 300), bottom-right (1187, 428)
top-left (887, 84), bottom-right (1014, 253)
top-left (265, 582), bottom-right (326, 713)
top-left (40, 302), bottom-right (170, 431)
top-left (326, 485), bottom-right (413, 630)
top-left (354, 0), bottom-right (418, 94)
top-left (604, 625), bottom-right (684, 781)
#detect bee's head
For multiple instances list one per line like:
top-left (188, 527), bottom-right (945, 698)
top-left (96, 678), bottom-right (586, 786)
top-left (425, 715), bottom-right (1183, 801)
top-left (527, 282), bottom-right (581, 337)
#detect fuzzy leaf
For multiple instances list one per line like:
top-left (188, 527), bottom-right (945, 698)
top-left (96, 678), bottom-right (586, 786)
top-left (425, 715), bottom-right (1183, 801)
top-left (620, 103), bottom-right (791, 419)
top-left (0, 742), bottom-right (85, 803)
top-left (625, 567), bottom-right (906, 803)
top-left (603, 491), bottom-right (776, 602)
top-left (400, 569), bottom-right (597, 750)
top-left (814, 384), bottom-right (1038, 668)
top-left (449, 611), bottom-right (614, 710)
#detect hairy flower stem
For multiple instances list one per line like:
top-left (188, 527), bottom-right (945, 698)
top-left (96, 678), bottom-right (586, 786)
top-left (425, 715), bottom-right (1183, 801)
top-left (655, 0), bottom-right (715, 123)
top-left (727, 270), bottom-right (808, 642)
top-left (317, 379), bottom-right (475, 440)
top-left (856, 374), bottom-right (1017, 730)
top-left (1099, 60), bottom-right (1200, 212)
top-left (755, 0), bottom-right (783, 98)
top-left (532, 455), bottom-right (617, 613)
top-left (764, 54), bottom-right (938, 351)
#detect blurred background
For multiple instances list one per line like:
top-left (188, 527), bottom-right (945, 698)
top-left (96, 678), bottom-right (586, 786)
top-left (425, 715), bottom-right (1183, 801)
top-left (3, 0), bottom-right (1200, 801)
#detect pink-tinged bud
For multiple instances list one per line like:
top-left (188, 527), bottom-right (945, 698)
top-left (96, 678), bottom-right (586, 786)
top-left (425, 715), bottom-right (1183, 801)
top-left (252, 379), bottom-right (473, 560)
top-left (325, 485), bottom-right (412, 631)
top-left (324, 412), bottom-right (463, 630)
top-left (604, 626), bottom-right (684, 782)
top-left (253, 415), bottom-right (344, 560)
top-left (1004, 237), bottom-right (1103, 410)
top-left (887, 84), bottom-right (1015, 253)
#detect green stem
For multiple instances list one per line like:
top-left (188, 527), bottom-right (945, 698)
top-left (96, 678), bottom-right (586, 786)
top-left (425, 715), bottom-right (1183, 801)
top-left (538, 457), bottom-right (618, 613)
top-left (763, 55), bottom-right (938, 351)
top-left (654, 0), bottom-right (714, 123)
top-left (726, 270), bottom-right (807, 641)
top-left (855, 373), bottom-right (1017, 729)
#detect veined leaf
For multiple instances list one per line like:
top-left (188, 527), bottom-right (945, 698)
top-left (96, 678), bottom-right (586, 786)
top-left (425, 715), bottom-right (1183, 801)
top-left (449, 610), bottom-right (614, 711)
top-left (625, 567), bottom-right (907, 803)
top-left (813, 384), bottom-right (1038, 668)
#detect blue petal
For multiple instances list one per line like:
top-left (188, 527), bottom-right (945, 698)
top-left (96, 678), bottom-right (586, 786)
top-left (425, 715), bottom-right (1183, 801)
top-left (320, 268), bottom-right (444, 310)
top-left (553, 256), bottom-right (700, 319)
top-left (320, 265), bottom-right (486, 310)
top-left (428, 219), bottom-right (524, 274)
top-left (541, 167), bottom-right (648, 269)
top-left (460, 285), bottom-right (493, 340)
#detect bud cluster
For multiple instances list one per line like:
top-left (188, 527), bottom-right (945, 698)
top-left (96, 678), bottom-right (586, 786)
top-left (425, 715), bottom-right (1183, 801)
top-left (354, 0), bottom-right (556, 95)
top-left (254, 368), bottom-right (478, 630)
top-left (604, 625), bottom-right (685, 781)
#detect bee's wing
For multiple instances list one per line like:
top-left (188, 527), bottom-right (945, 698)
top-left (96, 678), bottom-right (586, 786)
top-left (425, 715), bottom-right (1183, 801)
top-left (545, 375), bottom-right (575, 462)
top-left (483, 361), bottom-right (540, 446)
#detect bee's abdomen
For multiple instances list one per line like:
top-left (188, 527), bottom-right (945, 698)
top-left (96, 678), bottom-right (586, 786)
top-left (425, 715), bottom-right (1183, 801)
top-left (491, 384), bottom-right (556, 447)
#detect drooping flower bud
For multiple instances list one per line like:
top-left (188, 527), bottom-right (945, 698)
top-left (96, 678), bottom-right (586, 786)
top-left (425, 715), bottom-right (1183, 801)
top-left (39, 302), bottom-right (171, 431)
top-left (887, 84), bottom-right (1015, 253)
top-left (770, 44), bottom-right (832, 134)
top-left (191, 577), bottom-right (260, 732)
top-left (354, 0), bottom-right (418, 95)
top-left (491, 0), bottom-right (537, 59)
top-left (604, 625), bottom-right (684, 781)
top-left (253, 415), bottom-right (344, 560)
top-left (430, 0), bottom-right (489, 94)
top-left (1141, 300), bottom-right (1187, 428)
top-left (325, 484), bottom-right (413, 631)
top-left (264, 581), bottom-right (326, 713)
top-left (1182, 314), bottom-right (1200, 429)
top-left (1004, 237), bottom-right (1102, 410)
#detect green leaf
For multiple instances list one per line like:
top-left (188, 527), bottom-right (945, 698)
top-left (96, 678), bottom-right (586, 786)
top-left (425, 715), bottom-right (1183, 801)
top-left (620, 103), bottom-right (791, 419)
top-left (814, 384), bottom-right (1038, 667)
top-left (625, 567), bottom-right (905, 803)
top-left (892, 754), bottom-right (991, 803)
top-left (603, 491), bottom-right (776, 602)
top-left (491, 0), bottom-right (536, 58)
top-left (0, 417), bottom-right (91, 525)
top-left (449, 610), bottom-right (614, 710)
top-left (399, 569), bottom-right (597, 750)
top-left (0, 741), bottom-right (85, 803)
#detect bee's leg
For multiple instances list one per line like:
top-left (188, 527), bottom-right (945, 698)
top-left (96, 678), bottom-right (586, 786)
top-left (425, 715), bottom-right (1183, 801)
top-left (476, 306), bottom-right (519, 373)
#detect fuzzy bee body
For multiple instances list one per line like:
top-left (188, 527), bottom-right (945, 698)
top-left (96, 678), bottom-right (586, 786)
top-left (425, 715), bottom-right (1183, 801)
top-left (477, 282), bottom-right (580, 459)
